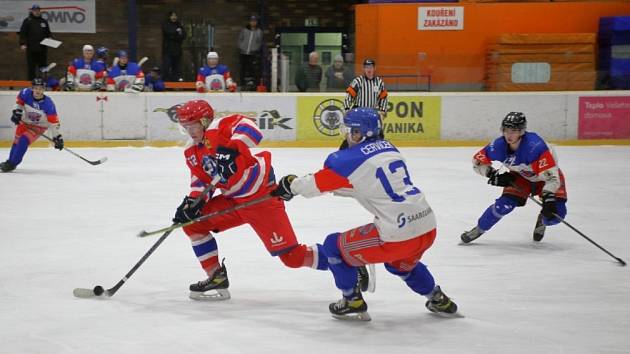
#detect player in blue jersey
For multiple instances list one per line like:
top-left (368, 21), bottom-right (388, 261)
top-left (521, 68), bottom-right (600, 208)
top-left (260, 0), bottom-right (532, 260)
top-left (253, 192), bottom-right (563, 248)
top-left (63, 44), bottom-right (107, 91)
top-left (461, 112), bottom-right (568, 244)
top-left (1, 78), bottom-right (64, 173)
top-left (106, 50), bottom-right (145, 92)
top-left (195, 51), bottom-right (237, 92)
top-left (272, 108), bottom-right (458, 321)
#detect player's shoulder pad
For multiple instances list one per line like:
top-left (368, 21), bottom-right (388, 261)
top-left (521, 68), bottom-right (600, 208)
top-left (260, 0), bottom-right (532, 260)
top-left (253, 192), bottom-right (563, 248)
top-left (522, 131), bottom-right (549, 156)
top-left (19, 88), bottom-right (31, 99)
top-left (325, 140), bottom-right (398, 178)
top-left (93, 61), bottom-right (106, 71)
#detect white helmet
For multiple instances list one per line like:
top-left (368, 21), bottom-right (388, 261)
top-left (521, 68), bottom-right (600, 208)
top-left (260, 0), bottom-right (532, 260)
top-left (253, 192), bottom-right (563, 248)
top-left (206, 51), bottom-right (219, 59)
top-left (82, 44), bottom-right (94, 52)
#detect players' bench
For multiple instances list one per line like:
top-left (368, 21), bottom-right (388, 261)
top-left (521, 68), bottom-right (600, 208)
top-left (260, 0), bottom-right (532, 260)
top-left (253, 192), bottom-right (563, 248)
top-left (0, 80), bottom-right (197, 91)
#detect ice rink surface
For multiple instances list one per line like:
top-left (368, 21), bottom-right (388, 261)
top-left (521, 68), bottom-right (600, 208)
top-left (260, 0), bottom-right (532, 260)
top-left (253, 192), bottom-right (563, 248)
top-left (1, 145), bottom-right (629, 354)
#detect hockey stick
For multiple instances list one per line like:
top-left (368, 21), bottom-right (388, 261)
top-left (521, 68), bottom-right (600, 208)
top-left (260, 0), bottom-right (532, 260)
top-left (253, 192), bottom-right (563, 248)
top-left (39, 133), bottom-right (107, 165)
top-left (22, 124), bottom-right (107, 165)
top-left (138, 56), bottom-right (148, 67)
top-left (500, 168), bottom-right (626, 266)
top-left (40, 62), bottom-right (57, 73)
top-left (525, 194), bottom-right (626, 266)
top-left (72, 228), bottom-right (176, 298)
top-left (137, 194), bottom-right (273, 238)
top-left (73, 184), bottom-right (215, 298)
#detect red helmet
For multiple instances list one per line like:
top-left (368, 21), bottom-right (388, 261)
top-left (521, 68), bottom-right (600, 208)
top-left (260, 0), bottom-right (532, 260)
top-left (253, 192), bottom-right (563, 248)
top-left (176, 100), bottom-right (214, 125)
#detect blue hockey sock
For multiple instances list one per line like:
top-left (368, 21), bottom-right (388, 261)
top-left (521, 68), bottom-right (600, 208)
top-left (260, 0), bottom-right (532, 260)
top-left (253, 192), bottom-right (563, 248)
top-left (385, 262), bottom-right (435, 296)
top-left (322, 233), bottom-right (357, 296)
top-left (191, 234), bottom-right (219, 275)
top-left (478, 195), bottom-right (518, 231)
top-left (8, 136), bottom-right (30, 166)
top-left (313, 244), bottom-right (329, 270)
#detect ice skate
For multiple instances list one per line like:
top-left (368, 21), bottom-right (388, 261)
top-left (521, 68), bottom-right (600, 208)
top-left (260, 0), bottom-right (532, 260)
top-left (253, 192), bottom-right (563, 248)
top-left (329, 286), bottom-right (371, 321)
top-left (0, 161), bottom-right (15, 173)
top-left (533, 213), bottom-right (546, 242)
top-left (425, 286), bottom-right (458, 315)
top-left (460, 226), bottom-right (484, 244)
top-left (189, 260), bottom-right (230, 301)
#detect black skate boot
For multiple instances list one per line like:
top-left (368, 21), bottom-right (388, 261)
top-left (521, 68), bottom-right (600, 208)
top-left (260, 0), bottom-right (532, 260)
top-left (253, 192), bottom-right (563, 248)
top-left (425, 286), bottom-right (458, 315)
top-left (533, 213), bottom-right (546, 242)
top-left (329, 286), bottom-right (371, 321)
top-left (0, 160), bottom-right (16, 173)
top-left (460, 226), bottom-right (484, 244)
top-left (357, 265), bottom-right (369, 292)
top-left (189, 259), bottom-right (230, 301)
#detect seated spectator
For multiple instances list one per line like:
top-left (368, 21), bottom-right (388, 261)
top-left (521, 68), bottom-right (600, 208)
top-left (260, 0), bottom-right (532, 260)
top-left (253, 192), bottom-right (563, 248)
top-left (195, 51), bottom-right (237, 92)
top-left (145, 66), bottom-right (165, 92)
top-left (295, 51), bottom-right (322, 92)
top-left (63, 44), bottom-right (107, 91)
top-left (325, 54), bottom-right (353, 91)
top-left (106, 50), bottom-right (145, 92)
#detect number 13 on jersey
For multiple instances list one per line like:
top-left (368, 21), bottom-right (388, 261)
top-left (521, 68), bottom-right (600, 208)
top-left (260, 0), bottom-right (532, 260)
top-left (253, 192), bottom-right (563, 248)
top-left (375, 160), bottom-right (420, 202)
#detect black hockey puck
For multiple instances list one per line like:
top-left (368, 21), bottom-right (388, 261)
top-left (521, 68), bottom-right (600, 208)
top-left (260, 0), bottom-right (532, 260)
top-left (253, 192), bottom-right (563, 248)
top-left (93, 285), bottom-right (105, 296)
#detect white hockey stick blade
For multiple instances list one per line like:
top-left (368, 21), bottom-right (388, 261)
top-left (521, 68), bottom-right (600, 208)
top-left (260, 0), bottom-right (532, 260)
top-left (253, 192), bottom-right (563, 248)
top-left (367, 264), bottom-right (376, 293)
top-left (41, 62), bottom-right (57, 73)
top-left (189, 288), bottom-right (231, 301)
top-left (87, 156), bottom-right (108, 165)
top-left (138, 56), bottom-right (148, 67)
top-left (73, 288), bottom-right (97, 298)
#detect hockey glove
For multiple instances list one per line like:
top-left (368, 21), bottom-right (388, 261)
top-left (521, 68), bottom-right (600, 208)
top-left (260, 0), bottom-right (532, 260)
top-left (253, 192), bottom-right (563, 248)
top-left (173, 196), bottom-right (205, 224)
top-left (10, 109), bottom-right (23, 125)
top-left (215, 146), bottom-right (239, 181)
top-left (487, 169), bottom-right (515, 187)
top-left (541, 192), bottom-right (557, 219)
top-left (271, 175), bottom-right (297, 201)
top-left (92, 81), bottom-right (103, 91)
top-left (52, 135), bottom-right (64, 150)
top-left (63, 82), bottom-right (75, 91)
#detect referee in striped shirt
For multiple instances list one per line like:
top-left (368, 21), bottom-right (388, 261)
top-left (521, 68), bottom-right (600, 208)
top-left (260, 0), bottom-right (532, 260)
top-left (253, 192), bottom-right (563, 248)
top-left (340, 58), bottom-right (388, 149)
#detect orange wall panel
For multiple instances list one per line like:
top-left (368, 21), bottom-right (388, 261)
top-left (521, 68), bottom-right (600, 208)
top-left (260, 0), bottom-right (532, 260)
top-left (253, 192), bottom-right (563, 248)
top-left (355, 2), bottom-right (630, 88)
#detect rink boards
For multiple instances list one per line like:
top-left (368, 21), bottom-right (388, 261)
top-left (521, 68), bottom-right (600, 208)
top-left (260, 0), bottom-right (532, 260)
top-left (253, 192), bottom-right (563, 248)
top-left (1, 91), bottom-right (629, 147)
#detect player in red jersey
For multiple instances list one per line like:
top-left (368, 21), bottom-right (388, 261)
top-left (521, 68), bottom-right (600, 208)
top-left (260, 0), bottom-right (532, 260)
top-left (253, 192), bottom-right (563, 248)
top-left (172, 99), bottom-right (328, 300)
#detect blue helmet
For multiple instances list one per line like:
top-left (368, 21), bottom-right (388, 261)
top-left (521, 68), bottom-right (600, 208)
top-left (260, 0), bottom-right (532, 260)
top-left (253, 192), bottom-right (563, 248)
top-left (343, 107), bottom-right (382, 141)
top-left (96, 46), bottom-right (108, 58)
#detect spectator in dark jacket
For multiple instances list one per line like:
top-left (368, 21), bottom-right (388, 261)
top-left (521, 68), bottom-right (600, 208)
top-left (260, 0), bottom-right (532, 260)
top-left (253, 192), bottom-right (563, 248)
top-left (325, 54), bottom-right (353, 91)
top-left (237, 15), bottom-right (264, 90)
top-left (295, 51), bottom-right (322, 92)
top-left (162, 11), bottom-right (186, 81)
top-left (19, 4), bottom-right (52, 80)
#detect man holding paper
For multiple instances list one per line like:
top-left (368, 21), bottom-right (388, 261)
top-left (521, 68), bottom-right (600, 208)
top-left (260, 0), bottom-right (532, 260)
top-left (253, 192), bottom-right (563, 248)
top-left (19, 4), bottom-right (52, 80)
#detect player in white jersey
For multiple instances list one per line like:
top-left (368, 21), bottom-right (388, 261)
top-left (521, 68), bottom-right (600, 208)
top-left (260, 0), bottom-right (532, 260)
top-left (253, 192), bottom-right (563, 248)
top-left (272, 108), bottom-right (458, 321)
